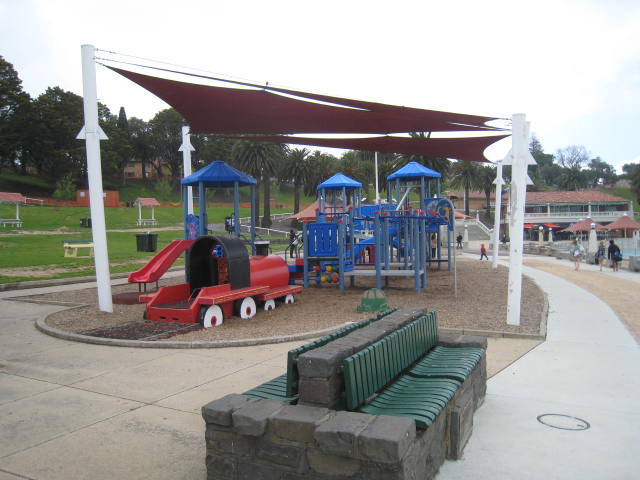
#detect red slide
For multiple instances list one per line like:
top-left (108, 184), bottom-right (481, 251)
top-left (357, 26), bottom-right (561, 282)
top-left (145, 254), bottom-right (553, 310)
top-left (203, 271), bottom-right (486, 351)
top-left (128, 239), bottom-right (193, 284)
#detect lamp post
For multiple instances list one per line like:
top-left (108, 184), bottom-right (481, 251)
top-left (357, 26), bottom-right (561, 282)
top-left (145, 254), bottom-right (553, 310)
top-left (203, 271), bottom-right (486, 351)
top-left (538, 225), bottom-right (544, 247)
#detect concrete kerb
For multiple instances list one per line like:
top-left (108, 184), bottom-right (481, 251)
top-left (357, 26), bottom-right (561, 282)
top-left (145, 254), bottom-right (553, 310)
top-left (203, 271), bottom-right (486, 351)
top-left (34, 315), bottom-right (360, 349)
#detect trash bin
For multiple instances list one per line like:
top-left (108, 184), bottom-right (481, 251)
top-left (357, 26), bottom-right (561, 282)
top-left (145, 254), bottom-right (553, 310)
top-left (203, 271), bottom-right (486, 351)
top-left (80, 217), bottom-right (92, 228)
top-left (136, 233), bottom-right (158, 252)
top-left (255, 241), bottom-right (270, 256)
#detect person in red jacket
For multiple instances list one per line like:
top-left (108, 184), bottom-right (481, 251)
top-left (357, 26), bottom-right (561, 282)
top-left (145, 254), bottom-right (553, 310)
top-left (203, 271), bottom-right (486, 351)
top-left (480, 243), bottom-right (488, 260)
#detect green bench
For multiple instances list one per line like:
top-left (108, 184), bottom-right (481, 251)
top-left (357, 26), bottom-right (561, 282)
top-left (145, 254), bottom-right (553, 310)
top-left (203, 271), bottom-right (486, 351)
top-left (343, 312), bottom-right (483, 428)
top-left (243, 307), bottom-right (398, 403)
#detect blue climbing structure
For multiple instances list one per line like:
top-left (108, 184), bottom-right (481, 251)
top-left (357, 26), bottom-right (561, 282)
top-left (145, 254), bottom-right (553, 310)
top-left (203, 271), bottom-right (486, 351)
top-left (302, 164), bottom-right (455, 292)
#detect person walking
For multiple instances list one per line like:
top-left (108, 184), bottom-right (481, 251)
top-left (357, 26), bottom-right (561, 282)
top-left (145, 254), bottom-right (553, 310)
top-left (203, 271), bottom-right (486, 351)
top-left (569, 239), bottom-right (585, 271)
top-left (607, 239), bottom-right (621, 272)
top-left (289, 229), bottom-right (297, 258)
top-left (595, 240), bottom-right (607, 271)
top-left (479, 243), bottom-right (488, 260)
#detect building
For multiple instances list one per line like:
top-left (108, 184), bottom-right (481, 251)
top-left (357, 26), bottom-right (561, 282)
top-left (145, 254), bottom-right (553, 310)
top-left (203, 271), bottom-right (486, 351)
top-left (450, 189), bottom-right (634, 229)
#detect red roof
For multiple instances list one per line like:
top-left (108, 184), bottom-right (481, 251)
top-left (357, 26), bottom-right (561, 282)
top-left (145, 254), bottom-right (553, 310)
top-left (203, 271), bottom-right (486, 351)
top-left (525, 190), bottom-right (629, 204)
top-left (0, 192), bottom-right (26, 203)
top-left (134, 197), bottom-right (161, 207)
top-left (289, 201), bottom-right (319, 222)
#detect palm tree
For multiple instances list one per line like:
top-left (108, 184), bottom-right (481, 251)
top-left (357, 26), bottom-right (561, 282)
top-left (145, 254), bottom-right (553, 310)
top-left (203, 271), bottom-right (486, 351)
top-left (399, 132), bottom-right (451, 181)
top-left (476, 164), bottom-right (498, 218)
top-left (284, 148), bottom-right (310, 214)
top-left (450, 160), bottom-right (481, 216)
top-left (232, 140), bottom-right (286, 228)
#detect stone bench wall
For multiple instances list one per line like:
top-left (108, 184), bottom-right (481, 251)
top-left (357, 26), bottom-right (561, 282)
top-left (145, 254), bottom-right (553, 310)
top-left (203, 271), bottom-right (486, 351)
top-left (203, 342), bottom-right (485, 480)
top-left (297, 307), bottom-right (429, 409)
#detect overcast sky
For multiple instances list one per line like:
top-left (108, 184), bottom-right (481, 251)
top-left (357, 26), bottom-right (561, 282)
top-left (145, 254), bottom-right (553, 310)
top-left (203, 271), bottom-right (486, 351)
top-left (2, 0), bottom-right (639, 172)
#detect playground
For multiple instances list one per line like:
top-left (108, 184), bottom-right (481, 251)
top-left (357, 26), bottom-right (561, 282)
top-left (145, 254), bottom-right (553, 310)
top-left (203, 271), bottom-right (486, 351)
top-left (36, 257), bottom-right (545, 343)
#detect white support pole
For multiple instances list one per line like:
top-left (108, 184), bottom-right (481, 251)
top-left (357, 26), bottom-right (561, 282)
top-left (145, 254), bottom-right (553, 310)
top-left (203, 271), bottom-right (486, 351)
top-left (179, 126), bottom-right (195, 214)
top-left (491, 159), bottom-right (504, 269)
top-left (505, 113), bottom-right (535, 326)
top-left (374, 152), bottom-right (380, 204)
top-left (77, 44), bottom-right (112, 312)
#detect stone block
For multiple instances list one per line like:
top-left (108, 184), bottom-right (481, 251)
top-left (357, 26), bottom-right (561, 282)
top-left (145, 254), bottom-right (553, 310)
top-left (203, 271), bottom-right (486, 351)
top-left (357, 415), bottom-right (416, 464)
top-left (307, 449), bottom-right (362, 476)
top-left (205, 452), bottom-right (236, 480)
top-left (233, 398), bottom-right (285, 436)
top-left (238, 461), bottom-right (292, 480)
top-left (256, 441), bottom-right (304, 468)
top-left (270, 404), bottom-right (330, 444)
top-left (448, 387), bottom-right (474, 460)
top-left (436, 331), bottom-right (462, 346)
top-left (298, 375), bottom-right (344, 408)
top-left (202, 393), bottom-right (256, 427)
top-left (298, 344), bottom-right (351, 378)
top-left (417, 410), bottom-right (448, 479)
top-left (314, 411), bottom-right (374, 456)
top-left (456, 335), bottom-right (487, 349)
top-left (205, 428), bottom-right (253, 456)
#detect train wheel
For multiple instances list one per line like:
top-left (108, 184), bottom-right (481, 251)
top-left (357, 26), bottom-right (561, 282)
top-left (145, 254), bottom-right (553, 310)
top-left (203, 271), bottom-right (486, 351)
top-left (284, 294), bottom-right (295, 304)
top-left (263, 299), bottom-right (276, 311)
top-left (237, 297), bottom-right (257, 319)
top-left (201, 305), bottom-right (224, 328)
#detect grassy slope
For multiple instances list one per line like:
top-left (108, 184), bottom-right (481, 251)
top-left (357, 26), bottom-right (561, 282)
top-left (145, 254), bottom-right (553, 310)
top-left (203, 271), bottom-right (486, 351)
top-left (0, 172), bottom-right (309, 283)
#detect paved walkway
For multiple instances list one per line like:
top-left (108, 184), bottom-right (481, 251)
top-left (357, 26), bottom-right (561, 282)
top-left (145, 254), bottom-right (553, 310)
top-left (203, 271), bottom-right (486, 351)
top-left (0, 257), bottom-right (638, 479)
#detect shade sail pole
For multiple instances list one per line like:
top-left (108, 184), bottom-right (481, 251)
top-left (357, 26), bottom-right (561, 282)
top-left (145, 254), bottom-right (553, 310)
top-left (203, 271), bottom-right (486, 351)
top-left (77, 44), bottom-right (112, 313)
top-left (179, 126), bottom-right (194, 214)
top-left (492, 159), bottom-right (505, 269)
top-left (505, 113), bottom-right (535, 326)
top-left (375, 152), bottom-right (381, 204)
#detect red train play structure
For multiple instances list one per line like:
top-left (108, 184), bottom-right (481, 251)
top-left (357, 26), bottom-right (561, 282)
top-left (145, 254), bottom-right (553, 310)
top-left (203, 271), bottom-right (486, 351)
top-left (142, 235), bottom-right (302, 328)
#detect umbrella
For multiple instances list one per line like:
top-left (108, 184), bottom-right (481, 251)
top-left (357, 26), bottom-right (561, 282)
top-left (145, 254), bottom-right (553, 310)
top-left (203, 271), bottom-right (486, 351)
top-left (560, 217), bottom-right (606, 232)
top-left (605, 214), bottom-right (640, 238)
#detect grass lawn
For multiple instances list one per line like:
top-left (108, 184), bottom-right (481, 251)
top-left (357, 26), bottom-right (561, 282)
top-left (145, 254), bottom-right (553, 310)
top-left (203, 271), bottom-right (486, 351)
top-left (0, 204), bottom-right (295, 284)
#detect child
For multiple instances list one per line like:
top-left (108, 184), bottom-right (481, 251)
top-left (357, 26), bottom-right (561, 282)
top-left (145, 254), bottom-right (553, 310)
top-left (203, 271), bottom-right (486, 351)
top-left (480, 244), bottom-right (488, 260)
top-left (595, 240), bottom-right (606, 272)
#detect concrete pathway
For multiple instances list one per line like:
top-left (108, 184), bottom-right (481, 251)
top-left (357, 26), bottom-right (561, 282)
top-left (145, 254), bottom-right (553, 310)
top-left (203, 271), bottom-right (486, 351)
top-left (438, 262), bottom-right (640, 480)
top-left (0, 257), bottom-right (638, 479)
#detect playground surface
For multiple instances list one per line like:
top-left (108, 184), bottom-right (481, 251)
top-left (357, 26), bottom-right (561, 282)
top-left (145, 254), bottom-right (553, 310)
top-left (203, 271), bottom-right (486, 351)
top-left (30, 257), bottom-right (545, 344)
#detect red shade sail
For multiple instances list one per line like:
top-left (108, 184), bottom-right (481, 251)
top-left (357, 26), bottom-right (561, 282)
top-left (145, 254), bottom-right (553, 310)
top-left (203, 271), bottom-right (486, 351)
top-left (108, 66), bottom-right (507, 136)
top-left (241, 134), bottom-right (509, 163)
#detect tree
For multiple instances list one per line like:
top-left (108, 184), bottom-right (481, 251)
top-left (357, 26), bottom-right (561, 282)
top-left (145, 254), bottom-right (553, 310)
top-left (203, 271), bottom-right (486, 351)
top-left (585, 157), bottom-right (617, 187)
top-left (449, 160), bottom-right (481, 215)
top-left (148, 108), bottom-right (185, 183)
top-left (0, 56), bottom-right (32, 172)
top-left (399, 132), bottom-right (451, 181)
top-left (476, 164), bottom-right (497, 217)
top-left (529, 134), bottom-right (554, 187)
top-left (282, 148), bottom-right (310, 214)
top-left (232, 139), bottom-right (286, 228)
top-left (622, 163), bottom-right (640, 204)
top-left (304, 151), bottom-right (338, 196)
top-left (128, 117), bottom-right (153, 181)
top-left (555, 145), bottom-right (589, 169)
top-left (30, 87), bottom-right (85, 179)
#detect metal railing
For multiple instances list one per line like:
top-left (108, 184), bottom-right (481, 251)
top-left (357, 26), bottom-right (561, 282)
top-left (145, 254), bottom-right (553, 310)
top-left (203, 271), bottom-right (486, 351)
top-left (238, 212), bottom-right (293, 225)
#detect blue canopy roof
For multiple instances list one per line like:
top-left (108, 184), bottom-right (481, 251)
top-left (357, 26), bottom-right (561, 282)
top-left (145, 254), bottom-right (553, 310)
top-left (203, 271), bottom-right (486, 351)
top-left (181, 161), bottom-right (257, 187)
top-left (317, 173), bottom-right (362, 190)
top-left (387, 161), bottom-right (441, 180)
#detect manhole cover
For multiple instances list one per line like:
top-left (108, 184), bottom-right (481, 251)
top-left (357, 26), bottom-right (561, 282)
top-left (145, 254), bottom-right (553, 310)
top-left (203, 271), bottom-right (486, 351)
top-left (537, 414), bottom-right (590, 431)
top-left (81, 321), bottom-right (202, 341)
